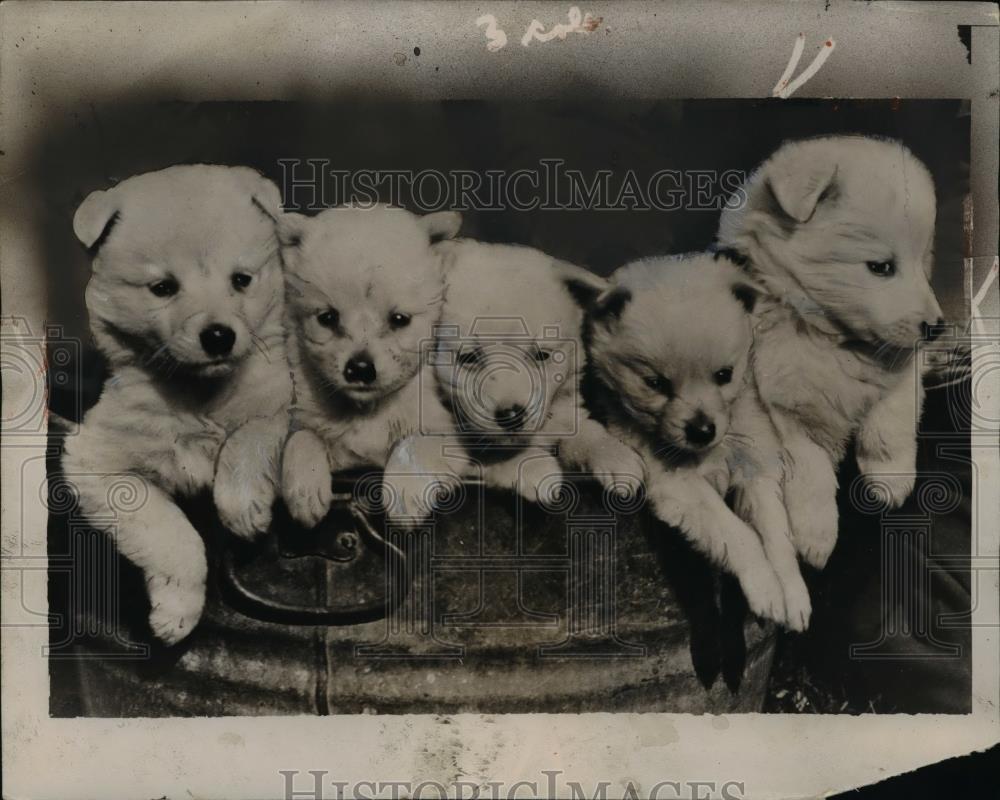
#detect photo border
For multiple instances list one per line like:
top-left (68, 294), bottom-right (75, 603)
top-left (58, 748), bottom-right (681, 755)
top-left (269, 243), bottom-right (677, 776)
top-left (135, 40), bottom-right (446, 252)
top-left (2, 2), bottom-right (997, 797)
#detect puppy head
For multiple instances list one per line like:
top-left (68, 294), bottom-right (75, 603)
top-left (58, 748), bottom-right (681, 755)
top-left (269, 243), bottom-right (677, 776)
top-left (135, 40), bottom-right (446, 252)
top-left (434, 241), bottom-right (606, 441)
top-left (588, 253), bottom-right (757, 457)
top-left (718, 136), bottom-right (943, 353)
top-left (74, 164), bottom-right (283, 377)
top-left (279, 205), bottom-right (460, 406)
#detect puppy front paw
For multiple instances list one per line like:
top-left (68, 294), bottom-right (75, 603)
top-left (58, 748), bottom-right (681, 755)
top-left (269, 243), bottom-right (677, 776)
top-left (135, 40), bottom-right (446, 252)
top-left (792, 514), bottom-right (838, 570)
top-left (787, 491), bottom-right (838, 570)
top-left (384, 472), bottom-right (460, 524)
top-left (213, 466), bottom-right (275, 539)
top-left (588, 442), bottom-right (646, 504)
top-left (518, 454), bottom-right (565, 508)
top-left (856, 456), bottom-right (916, 509)
top-left (737, 565), bottom-right (786, 625)
top-left (779, 572), bottom-right (812, 632)
top-left (172, 446), bottom-right (219, 496)
top-left (284, 472), bottom-right (333, 529)
top-left (147, 573), bottom-right (206, 646)
top-left (281, 431), bottom-right (333, 528)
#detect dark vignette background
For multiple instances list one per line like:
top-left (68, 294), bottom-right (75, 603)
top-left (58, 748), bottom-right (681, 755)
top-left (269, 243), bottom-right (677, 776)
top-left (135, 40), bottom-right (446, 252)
top-left (39, 99), bottom-right (970, 340)
top-left (41, 99), bottom-right (971, 715)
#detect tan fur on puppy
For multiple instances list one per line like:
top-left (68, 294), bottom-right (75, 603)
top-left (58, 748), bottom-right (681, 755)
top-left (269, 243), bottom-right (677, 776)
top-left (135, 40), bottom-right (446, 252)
top-left (586, 253), bottom-right (810, 629)
top-left (423, 239), bottom-right (645, 509)
top-left (64, 164), bottom-right (291, 644)
top-left (278, 205), bottom-right (461, 526)
top-left (717, 136), bottom-right (943, 567)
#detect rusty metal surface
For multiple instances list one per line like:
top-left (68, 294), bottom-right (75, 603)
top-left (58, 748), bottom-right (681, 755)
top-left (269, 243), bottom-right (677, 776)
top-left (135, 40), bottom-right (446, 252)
top-left (50, 475), bottom-right (774, 717)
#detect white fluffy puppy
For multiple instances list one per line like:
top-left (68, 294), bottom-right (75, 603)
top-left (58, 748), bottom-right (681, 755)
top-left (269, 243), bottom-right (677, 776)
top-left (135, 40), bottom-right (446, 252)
top-left (64, 165), bottom-right (292, 644)
top-left (277, 205), bottom-right (461, 526)
top-left (584, 253), bottom-right (809, 628)
top-left (426, 239), bottom-right (646, 508)
top-left (717, 136), bottom-right (943, 567)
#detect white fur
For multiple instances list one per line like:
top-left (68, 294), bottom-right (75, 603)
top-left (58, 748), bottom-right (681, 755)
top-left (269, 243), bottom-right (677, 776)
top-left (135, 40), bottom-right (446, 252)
top-left (421, 239), bottom-right (647, 511)
top-left (63, 165), bottom-right (292, 644)
top-left (587, 254), bottom-right (811, 630)
top-left (718, 136), bottom-right (942, 567)
top-left (278, 206), bottom-right (461, 525)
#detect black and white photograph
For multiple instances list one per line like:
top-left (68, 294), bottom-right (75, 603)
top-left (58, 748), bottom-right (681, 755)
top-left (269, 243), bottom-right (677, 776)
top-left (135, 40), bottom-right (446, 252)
top-left (2, 2), bottom-right (998, 798)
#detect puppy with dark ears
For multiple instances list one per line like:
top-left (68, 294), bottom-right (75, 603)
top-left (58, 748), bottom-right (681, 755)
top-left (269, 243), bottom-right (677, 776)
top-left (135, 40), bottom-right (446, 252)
top-left (276, 205), bottom-right (462, 526)
top-left (717, 136), bottom-right (944, 567)
top-left (64, 165), bottom-right (292, 644)
top-left (584, 253), bottom-right (810, 629)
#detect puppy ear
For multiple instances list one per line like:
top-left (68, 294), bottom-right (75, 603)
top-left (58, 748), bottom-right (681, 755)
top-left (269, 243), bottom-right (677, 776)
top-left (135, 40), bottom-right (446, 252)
top-left (419, 211), bottom-right (462, 242)
top-left (551, 259), bottom-right (609, 309)
top-left (591, 285), bottom-right (632, 324)
top-left (432, 239), bottom-right (462, 278)
top-left (277, 211), bottom-right (308, 246)
top-left (250, 181), bottom-right (282, 223)
top-left (276, 212), bottom-right (310, 269)
top-left (229, 167), bottom-right (283, 222)
top-left (730, 281), bottom-right (760, 314)
top-left (767, 152), bottom-right (838, 224)
top-left (283, 271), bottom-right (313, 300)
top-left (73, 189), bottom-right (120, 252)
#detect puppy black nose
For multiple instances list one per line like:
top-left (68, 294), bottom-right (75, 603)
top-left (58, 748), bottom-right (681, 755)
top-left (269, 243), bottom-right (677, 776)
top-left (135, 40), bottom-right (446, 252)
top-left (684, 415), bottom-right (716, 446)
top-left (495, 404), bottom-right (526, 431)
top-left (921, 318), bottom-right (945, 342)
top-left (200, 324), bottom-right (236, 357)
top-left (344, 355), bottom-right (377, 384)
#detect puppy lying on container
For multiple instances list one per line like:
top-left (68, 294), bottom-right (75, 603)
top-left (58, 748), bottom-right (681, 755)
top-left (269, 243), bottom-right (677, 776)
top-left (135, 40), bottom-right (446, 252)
top-left (583, 253), bottom-right (811, 629)
top-left (64, 165), bottom-right (291, 644)
top-left (716, 136), bottom-right (943, 567)
top-left (399, 239), bottom-right (647, 514)
top-left (277, 205), bottom-right (462, 527)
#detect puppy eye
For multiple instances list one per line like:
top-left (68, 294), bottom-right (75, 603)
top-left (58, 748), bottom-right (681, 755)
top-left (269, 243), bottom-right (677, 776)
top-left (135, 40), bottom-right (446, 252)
top-left (533, 349), bottom-right (551, 362)
top-left (388, 311), bottom-right (411, 330)
top-left (644, 375), bottom-right (673, 396)
top-left (231, 272), bottom-right (253, 290)
top-left (317, 308), bottom-right (340, 328)
top-left (458, 348), bottom-right (481, 367)
top-left (149, 278), bottom-right (179, 298)
top-left (714, 367), bottom-right (734, 385)
top-left (867, 260), bottom-right (896, 277)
